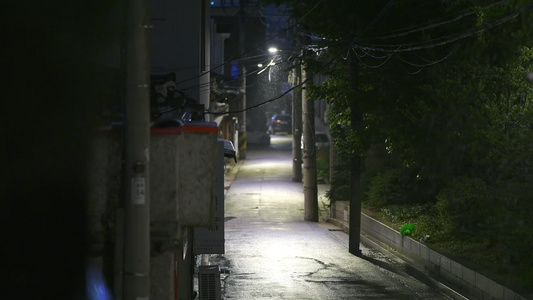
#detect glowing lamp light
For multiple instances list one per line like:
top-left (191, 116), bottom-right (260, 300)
top-left (268, 47), bottom-right (279, 54)
top-left (527, 72), bottom-right (533, 83)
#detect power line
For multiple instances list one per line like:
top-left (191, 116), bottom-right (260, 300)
top-left (360, 0), bottom-right (398, 37)
top-left (296, 1), bottom-right (530, 55)
top-left (206, 48), bottom-right (343, 115)
top-left (167, 0), bottom-right (531, 97)
top-left (368, 0), bottom-right (509, 41)
top-left (297, 0), bottom-right (324, 22)
top-left (351, 7), bottom-right (528, 53)
top-left (399, 43), bottom-right (460, 67)
top-left (167, 1), bottom-right (326, 89)
top-left (152, 53), bottom-right (278, 75)
top-left (181, 53), bottom-right (295, 94)
top-left (352, 47), bottom-right (395, 69)
top-left (173, 17), bottom-right (301, 88)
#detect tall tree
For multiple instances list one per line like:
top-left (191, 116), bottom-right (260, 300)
top-left (269, 0), bottom-right (533, 273)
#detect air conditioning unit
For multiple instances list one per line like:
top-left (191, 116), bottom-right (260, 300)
top-left (198, 265), bottom-right (221, 300)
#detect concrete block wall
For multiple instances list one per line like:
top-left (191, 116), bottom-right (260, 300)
top-left (332, 201), bottom-right (350, 224)
top-left (330, 202), bottom-right (529, 300)
top-left (87, 134), bottom-right (122, 250)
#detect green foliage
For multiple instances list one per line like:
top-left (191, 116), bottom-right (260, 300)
top-left (434, 177), bottom-right (493, 237)
top-left (490, 182), bottom-right (533, 263)
top-left (325, 155), bottom-right (350, 202)
top-left (380, 204), bottom-right (431, 224)
top-left (364, 168), bottom-right (410, 207)
top-left (325, 185), bottom-right (349, 202)
top-left (316, 148), bottom-right (330, 181)
top-left (415, 213), bottom-right (449, 242)
top-left (274, 0), bottom-right (533, 291)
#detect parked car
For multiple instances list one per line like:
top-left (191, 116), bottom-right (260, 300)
top-left (218, 138), bottom-right (237, 162)
top-left (268, 114), bottom-right (291, 134)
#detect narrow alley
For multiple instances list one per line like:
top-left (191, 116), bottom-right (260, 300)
top-left (207, 135), bottom-right (452, 300)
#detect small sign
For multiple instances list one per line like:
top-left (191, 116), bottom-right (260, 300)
top-left (132, 177), bottom-right (146, 205)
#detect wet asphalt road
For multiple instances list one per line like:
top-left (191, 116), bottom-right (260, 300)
top-left (211, 135), bottom-right (451, 300)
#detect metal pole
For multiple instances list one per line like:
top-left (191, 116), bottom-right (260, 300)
top-left (301, 57), bottom-right (318, 222)
top-left (123, 0), bottom-right (151, 298)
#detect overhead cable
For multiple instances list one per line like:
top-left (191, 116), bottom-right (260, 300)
top-left (369, 0), bottom-right (509, 40)
top-left (206, 47), bottom-right (343, 115)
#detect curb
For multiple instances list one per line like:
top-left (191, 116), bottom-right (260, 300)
top-left (224, 159), bottom-right (243, 194)
top-left (327, 217), bottom-right (467, 300)
top-left (328, 212), bottom-right (530, 300)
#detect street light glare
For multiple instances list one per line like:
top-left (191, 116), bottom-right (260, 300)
top-left (527, 72), bottom-right (533, 83)
top-left (268, 47), bottom-right (279, 54)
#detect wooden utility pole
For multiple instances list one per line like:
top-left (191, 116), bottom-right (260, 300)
top-left (301, 55), bottom-right (318, 222)
top-left (238, 0), bottom-right (247, 160)
top-left (348, 52), bottom-right (362, 257)
top-left (123, 0), bottom-right (151, 297)
top-left (292, 56), bottom-right (303, 182)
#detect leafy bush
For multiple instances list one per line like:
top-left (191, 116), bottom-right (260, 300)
top-left (491, 184), bottom-right (533, 265)
top-left (434, 177), bottom-right (493, 238)
top-left (316, 149), bottom-right (330, 181)
top-left (326, 185), bottom-right (349, 202)
top-left (326, 155), bottom-right (350, 202)
top-left (380, 203), bottom-right (431, 223)
top-left (364, 168), bottom-right (411, 207)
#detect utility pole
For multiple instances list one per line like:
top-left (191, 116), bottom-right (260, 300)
top-left (292, 56), bottom-right (303, 182)
top-left (301, 55), bottom-right (318, 222)
top-left (123, 0), bottom-right (151, 298)
top-left (238, 0), bottom-right (247, 160)
top-left (348, 52), bottom-right (362, 257)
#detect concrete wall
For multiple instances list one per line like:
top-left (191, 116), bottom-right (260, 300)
top-left (88, 125), bottom-right (219, 300)
top-left (87, 134), bottom-right (122, 252)
top-left (330, 201), bottom-right (529, 300)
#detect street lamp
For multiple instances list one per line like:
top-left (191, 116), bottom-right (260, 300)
top-left (257, 59), bottom-right (275, 75)
top-left (258, 47), bottom-right (281, 77)
top-left (268, 47), bottom-right (279, 54)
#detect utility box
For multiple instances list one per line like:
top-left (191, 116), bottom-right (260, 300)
top-left (198, 265), bottom-right (221, 300)
top-left (150, 122), bottom-right (219, 300)
top-left (151, 122), bottom-right (219, 231)
top-left (193, 140), bottom-right (226, 254)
